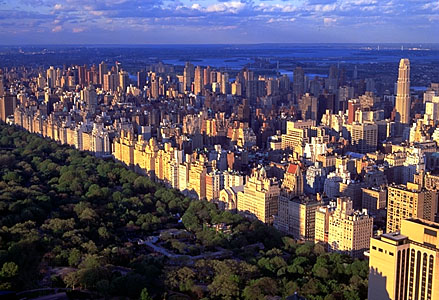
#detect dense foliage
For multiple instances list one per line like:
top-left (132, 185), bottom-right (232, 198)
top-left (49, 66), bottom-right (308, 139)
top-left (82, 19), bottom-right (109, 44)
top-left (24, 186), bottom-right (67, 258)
top-left (0, 124), bottom-right (368, 299)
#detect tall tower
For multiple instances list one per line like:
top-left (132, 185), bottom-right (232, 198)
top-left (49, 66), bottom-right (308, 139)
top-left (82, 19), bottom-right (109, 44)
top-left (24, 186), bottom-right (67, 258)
top-left (183, 62), bottom-right (195, 92)
top-left (194, 66), bottom-right (204, 95)
top-left (395, 59), bottom-right (411, 124)
top-left (98, 62), bottom-right (107, 86)
top-left (293, 66), bottom-right (305, 100)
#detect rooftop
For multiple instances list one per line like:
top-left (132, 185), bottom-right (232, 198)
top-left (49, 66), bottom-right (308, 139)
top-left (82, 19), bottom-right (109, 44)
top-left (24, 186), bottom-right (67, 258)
top-left (407, 218), bottom-right (439, 230)
top-left (381, 232), bottom-right (408, 242)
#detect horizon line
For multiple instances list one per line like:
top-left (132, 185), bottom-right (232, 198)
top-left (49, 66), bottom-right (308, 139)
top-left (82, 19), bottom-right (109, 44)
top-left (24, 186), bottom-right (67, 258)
top-left (1, 42), bottom-right (439, 47)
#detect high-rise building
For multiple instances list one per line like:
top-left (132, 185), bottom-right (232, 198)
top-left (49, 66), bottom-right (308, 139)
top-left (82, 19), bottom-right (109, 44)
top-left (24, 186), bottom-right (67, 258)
top-left (275, 194), bottom-right (321, 241)
top-left (387, 183), bottom-right (438, 233)
top-left (150, 73), bottom-right (160, 99)
top-left (221, 72), bottom-right (229, 95)
top-left (327, 197), bottom-right (373, 258)
top-left (293, 67), bottom-right (305, 100)
top-left (0, 77), bottom-right (4, 97)
top-left (282, 164), bottom-right (304, 196)
top-left (46, 66), bottom-right (56, 88)
top-left (194, 66), bottom-right (204, 95)
top-left (315, 202), bottom-right (337, 246)
top-left (78, 65), bottom-right (87, 86)
top-left (103, 72), bottom-right (116, 92)
top-left (348, 99), bottom-right (361, 124)
top-left (237, 168), bottom-right (280, 224)
top-left (183, 62), bottom-right (195, 92)
top-left (368, 218), bottom-right (439, 300)
top-left (395, 59), bottom-right (411, 124)
top-left (350, 122), bottom-right (378, 154)
top-left (137, 71), bottom-right (146, 88)
top-left (203, 66), bottom-right (211, 87)
top-left (0, 94), bottom-right (17, 122)
top-left (362, 187), bottom-right (387, 215)
top-left (112, 130), bottom-right (135, 168)
top-left (188, 159), bottom-right (207, 200)
top-left (206, 171), bottom-right (224, 201)
top-left (98, 62), bottom-right (107, 86)
top-left (325, 65), bottom-right (339, 92)
top-left (298, 93), bottom-right (318, 121)
top-left (81, 85), bottom-right (98, 113)
top-left (119, 71), bottom-right (129, 93)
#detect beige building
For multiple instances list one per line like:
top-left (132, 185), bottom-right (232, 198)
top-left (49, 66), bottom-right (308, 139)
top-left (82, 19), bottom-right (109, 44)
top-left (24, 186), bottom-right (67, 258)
top-left (387, 183), bottom-right (438, 233)
top-left (237, 168), bottom-right (280, 224)
top-left (282, 164), bottom-right (304, 196)
top-left (219, 185), bottom-right (243, 210)
top-left (112, 130), bottom-right (135, 167)
top-left (368, 218), bottom-right (439, 300)
top-left (349, 122), bottom-right (378, 154)
top-left (188, 158), bottom-right (207, 200)
top-left (395, 58), bottom-right (411, 124)
top-left (362, 187), bottom-right (387, 215)
top-left (315, 204), bottom-right (335, 246)
top-left (275, 194), bottom-right (321, 241)
top-left (206, 171), bottom-right (223, 201)
top-left (327, 197), bottom-right (373, 258)
top-left (281, 120), bottom-right (314, 150)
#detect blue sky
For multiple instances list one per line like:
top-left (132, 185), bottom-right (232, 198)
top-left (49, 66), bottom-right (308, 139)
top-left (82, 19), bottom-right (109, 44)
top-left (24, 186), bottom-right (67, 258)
top-left (0, 0), bottom-right (438, 44)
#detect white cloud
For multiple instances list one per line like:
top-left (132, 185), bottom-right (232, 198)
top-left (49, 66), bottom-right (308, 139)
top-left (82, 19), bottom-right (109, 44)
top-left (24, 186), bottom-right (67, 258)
top-left (313, 4), bottom-right (336, 12)
top-left (422, 2), bottom-right (439, 11)
top-left (205, 2), bottom-right (246, 14)
top-left (256, 3), bottom-right (298, 13)
top-left (72, 27), bottom-right (85, 33)
top-left (191, 3), bottom-right (201, 10)
top-left (323, 17), bottom-right (337, 26)
top-left (52, 25), bottom-right (62, 32)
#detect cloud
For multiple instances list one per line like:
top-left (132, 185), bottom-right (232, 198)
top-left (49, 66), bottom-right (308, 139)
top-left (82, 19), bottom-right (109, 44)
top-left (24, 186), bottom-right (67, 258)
top-left (323, 17), bottom-right (337, 26)
top-left (52, 25), bottom-right (62, 32)
top-left (422, 2), bottom-right (439, 11)
top-left (205, 1), bottom-right (246, 14)
top-left (0, 0), bottom-right (438, 43)
top-left (72, 27), bottom-right (85, 33)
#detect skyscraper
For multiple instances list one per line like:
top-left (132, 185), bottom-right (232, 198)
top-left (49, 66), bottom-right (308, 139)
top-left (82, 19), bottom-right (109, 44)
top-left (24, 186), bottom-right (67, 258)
top-left (194, 66), bottom-right (204, 95)
top-left (395, 59), bottom-right (411, 124)
top-left (98, 62), bottom-right (107, 86)
top-left (0, 93), bottom-right (17, 122)
top-left (183, 62), bottom-right (195, 92)
top-left (293, 67), bottom-right (305, 100)
top-left (137, 70), bottom-right (146, 88)
top-left (46, 66), bottom-right (56, 88)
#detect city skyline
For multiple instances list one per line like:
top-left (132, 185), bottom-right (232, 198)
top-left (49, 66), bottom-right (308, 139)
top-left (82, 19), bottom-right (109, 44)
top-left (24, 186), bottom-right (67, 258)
top-left (0, 0), bottom-right (439, 45)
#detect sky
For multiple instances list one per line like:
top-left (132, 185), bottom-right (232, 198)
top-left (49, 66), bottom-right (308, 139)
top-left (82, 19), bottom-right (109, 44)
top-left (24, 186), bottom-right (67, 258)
top-left (0, 0), bottom-right (438, 44)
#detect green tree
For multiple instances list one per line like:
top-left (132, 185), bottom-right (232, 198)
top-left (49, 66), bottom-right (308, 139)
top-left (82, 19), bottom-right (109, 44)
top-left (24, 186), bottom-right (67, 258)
top-left (0, 262), bottom-right (18, 278)
top-left (139, 288), bottom-right (153, 300)
top-left (243, 277), bottom-right (278, 300)
top-left (68, 249), bottom-right (82, 267)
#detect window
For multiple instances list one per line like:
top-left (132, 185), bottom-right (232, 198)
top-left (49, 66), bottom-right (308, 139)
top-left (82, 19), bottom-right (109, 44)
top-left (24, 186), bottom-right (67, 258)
top-left (424, 228), bottom-right (437, 237)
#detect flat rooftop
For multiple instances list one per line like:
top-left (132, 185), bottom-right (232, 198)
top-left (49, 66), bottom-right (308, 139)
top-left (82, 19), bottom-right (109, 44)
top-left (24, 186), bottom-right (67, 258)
top-left (381, 232), bottom-right (408, 242)
top-left (407, 218), bottom-right (439, 230)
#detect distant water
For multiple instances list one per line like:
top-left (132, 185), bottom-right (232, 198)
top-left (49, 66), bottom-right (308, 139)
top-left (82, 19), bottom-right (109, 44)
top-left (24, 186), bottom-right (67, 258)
top-left (158, 44), bottom-right (439, 69)
top-left (2, 43), bottom-right (438, 72)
